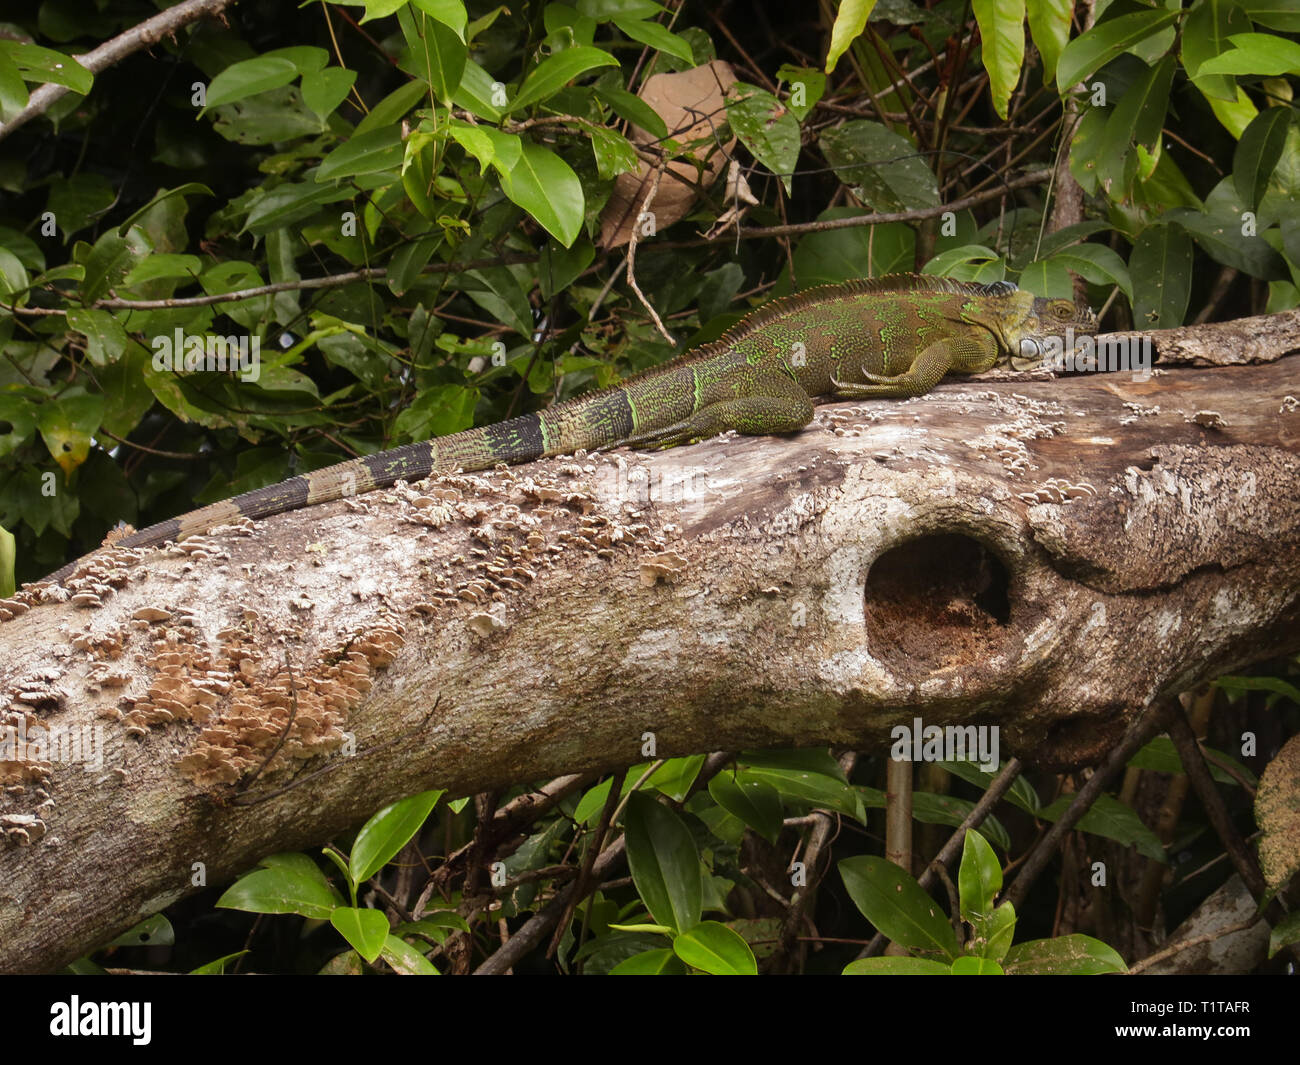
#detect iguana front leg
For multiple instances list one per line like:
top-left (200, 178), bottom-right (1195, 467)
top-left (831, 334), bottom-right (998, 398)
top-left (618, 381), bottom-right (816, 450)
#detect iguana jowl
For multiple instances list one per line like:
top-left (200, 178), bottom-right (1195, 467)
top-left (43, 274), bottom-right (1095, 584)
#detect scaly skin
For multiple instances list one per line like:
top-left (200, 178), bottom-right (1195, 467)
top-left (40, 274), bottom-right (1095, 585)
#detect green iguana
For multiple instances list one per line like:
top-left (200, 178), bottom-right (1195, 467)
top-left (42, 274), bottom-right (1095, 585)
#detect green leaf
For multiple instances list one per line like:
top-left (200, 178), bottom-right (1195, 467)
top-left (613, 16), bottom-right (695, 63)
top-left (453, 60), bottom-right (506, 121)
top-left (499, 142), bottom-right (585, 247)
top-left (409, 15), bottom-right (468, 103)
top-left (591, 126), bottom-right (639, 179)
top-left (1040, 793), bottom-right (1166, 862)
top-left (47, 172), bottom-right (115, 238)
top-left (982, 902), bottom-right (1017, 961)
top-left (506, 46), bottom-right (619, 113)
top-left (1026, 0), bottom-right (1072, 83)
top-left (795, 210), bottom-right (915, 283)
top-left (623, 791), bottom-right (702, 934)
top-left (1017, 257), bottom-right (1073, 299)
top-left (645, 754), bottom-right (706, 801)
top-left (843, 956), bottom-right (952, 974)
top-left (464, 266), bottom-right (532, 336)
top-left (330, 907), bottom-right (390, 963)
top-left (1046, 243), bottom-right (1133, 302)
top-left (204, 56), bottom-right (299, 111)
top-left (1128, 735), bottom-right (1257, 787)
top-left (708, 773), bottom-right (783, 843)
top-left (673, 921), bottom-right (758, 975)
top-left (539, 238), bottom-right (595, 299)
top-left (81, 231), bottom-right (136, 305)
top-left (1182, 0), bottom-right (1252, 102)
top-left (592, 83), bottom-right (668, 138)
top-left (317, 127), bottom-right (404, 182)
top-left (65, 308), bottom-right (127, 366)
top-left (1130, 222), bottom-right (1193, 329)
top-left (1054, 10), bottom-right (1180, 90)
top-left (973, 0), bottom-right (1025, 120)
top-left (0, 526), bottom-right (13, 599)
top-left (0, 245), bottom-right (29, 300)
top-left (958, 829), bottom-right (1002, 926)
top-left (412, 0), bottom-right (469, 39)
top-left (818, 119), bottom-right (939, 211)
top-left (301, 67), bottom-right (357, 120)
top-left (825, 0), bottom-right (879, 74)
top-left (106, 914), bottom-right (174, 948)
top-left (360, 0), bottom-right (409, 22)
top-left (1003, 934), bottom-right (1127, 974)
top-left (0, 397), bottom-right (36, 459)
top-left (578, 0), bottom-right (667, 18)
top-left (1198, 33), bottom-right (1300, 77)
top-left (950, 955), bottom-right (1004, 974)
top-left (610, 948), bottom-right (686, 974)
top-left (216, 864), bottom-right (341, 920)
top-left (0, 41), bottom-right (93, 94)
top-left (726, 82), bottom-right (800, 194)
top-left (114, 182), bottom-right (213, 238)
top-left (189, 951), bottom-right (249, 974)
top-left (123, 253), bottom-right (203, 287)
top-left (839, 856), bottom-right (961, 961)
top-left (387, 235), bottom-right (442, 296)
top-left (379, 933), bottom-right (441, 974)
top-left (1166, 199), bottom-right (1289, 280)
top-left (1234, 107), bottom-right (1293, 209)
top-left (1215, 673), bottom-right (1300, 707)
top-left (1244, 1), bottom-right (1300, 32)
top-left (356, 79), bottom-right (430, 135)
top-left (0, 48), bottom-right (28, 117)
top-left (736, 765), bottom-right (864, 820)
top-left (775, 64), bottom-right (826, 122)
top-left (247, 182), bottom-right (354, 236)
top-left (262, 46), bottom-right (330, 75)
top-left (38, 393), bottom-right (103, 475)
top-left (924, 243), bottom-right (1002, 275)
top-left (1096, 55), bottom-right (1176, 200)
top-left (450, 121), bottom-right (522, 175)
top-left (350, 789), bottom-right (445, 885)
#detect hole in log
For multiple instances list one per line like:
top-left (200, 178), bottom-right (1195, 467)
top-left (864, 534), bottom-right (1011, 674)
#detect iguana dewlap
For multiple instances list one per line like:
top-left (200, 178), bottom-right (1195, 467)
top-left (41, 274), bottom-right (1095, 585)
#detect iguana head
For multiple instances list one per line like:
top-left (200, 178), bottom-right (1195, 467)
top-left (1007, 296), bottom-right (1098, 370)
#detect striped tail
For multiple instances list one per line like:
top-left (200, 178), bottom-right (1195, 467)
top-left (38, 412), bottom-right (555, 586)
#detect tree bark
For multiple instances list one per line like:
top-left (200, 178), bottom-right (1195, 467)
top-left (1, 319), bottom-right (1298, 972)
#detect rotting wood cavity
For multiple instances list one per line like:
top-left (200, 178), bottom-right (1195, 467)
top-left (864, 534), bottom-right (1011, 674)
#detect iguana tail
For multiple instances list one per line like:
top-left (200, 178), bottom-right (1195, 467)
top-left (41, 407), bottom-right (594, 585)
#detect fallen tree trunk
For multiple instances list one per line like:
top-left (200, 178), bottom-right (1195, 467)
top-left (1, 322), bottom-right (1297, 972)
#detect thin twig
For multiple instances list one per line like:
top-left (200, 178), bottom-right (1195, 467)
top-left (625, 157), bottom-right (675, 345)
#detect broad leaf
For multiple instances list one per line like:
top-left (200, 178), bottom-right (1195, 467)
top-left (839, 856), bottom-right (961, 961)
top-left (623, 791), bottom-right (702, 934)
top-left (330, 907), bottom-right (390, 963)
top-left (350, 789), bottom-right (445, 885)
top-left (499, 142), bottom-right (585, 246)
top-left (673, 921), bottom-right (758, 975)
top-left (507, 46), bottom-right (619, 113)
top-left (973, 0), bottom-right (1025, 120)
